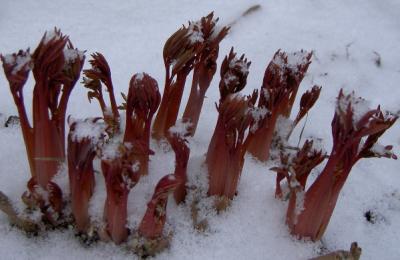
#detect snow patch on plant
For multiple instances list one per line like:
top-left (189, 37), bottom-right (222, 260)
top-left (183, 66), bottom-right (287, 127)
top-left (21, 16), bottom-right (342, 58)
top-left (63, 48), bottom-right (84, 63)
top-left (169, 120), bottom-right (192, 138)
top-left (69, 118), bottom-right (106, 144)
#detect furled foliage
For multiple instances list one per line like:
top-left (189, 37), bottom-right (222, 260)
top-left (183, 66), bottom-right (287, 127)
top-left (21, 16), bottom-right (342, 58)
top-left (284, 85), bottom-right (321, 140)
top-left (218, 48), bottom-right (251, 103)
top-left (101, 142), bottom-right (141, 244)
top-left (123, 73), bottom-right (160, 176)
top-left (83, 53), bottom-right (120, 135)
top-left (67, 117), bottom-right (105, 232)
top-left (167, 121), bottom-right (191, 204)
top-left (206, 93), bottom-right (256, 201)
top-left (283, 90), bottom-right (397, 241)
top-left (152, 19), bottom-right (199, 140)
top-left (247, 50), bottom-right (313, 161)
top-left (139, 174), bottom-right (181, 239)
top-left (181, 13), bottom-right (230, 136)
top-left (153, 12), bottom-right (229, 139)
top-left (271, 139), bottom-right (326, 199)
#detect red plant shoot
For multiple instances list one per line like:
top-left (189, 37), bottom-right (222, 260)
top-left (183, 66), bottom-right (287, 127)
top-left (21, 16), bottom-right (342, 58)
top-left (284, 85), bottom-right (321, 140)
top-left (167, 121), bottom-right (191, 204)
top-left (138, 174), bottom-right (181, 239)
top-left (101, 142), bottom-right (142, 244)
top-left (271, 139), bottom-right (326, 199)
top-left (206, 93), bottom-right (256, 200)
top-left (67, 117), bottom-right (105, 232)
top-left (181, 13), bottom-right (229, 136)
top-left (218, 48), bottom-right (251, 103)
top-left (247, 50), bottom-right (312, 161)
top-left (285, 90), bottom-right (397, 241)
top-left (83, 52), bottom-right (120, 135)
top-left (152, 19), bottom-right (199, 140)
top-left (122, 73), bottom-right (160, 176)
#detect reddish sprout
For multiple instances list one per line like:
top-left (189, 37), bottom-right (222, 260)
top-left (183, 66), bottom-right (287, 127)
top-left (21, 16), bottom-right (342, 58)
top-left (286, 90), bottom-right (397, 241)
top-left (83, 52), bottom-right (120, 135)
top-left (206, 94), bottom-right (255, 202)
top-left (138, 174), bottom-right (181, 239)
top-left (152, 18), bottom-right (199, 140)
top-left (181, 13), bottom-right (229, 136)
top-left (123, 73), bottom-right (160, 176)
top-left (247, 50), bottom-right (313, 161)
top-left (101, 142), bottom-right (141, 244)
top-left (67, 117), bottom-right (105, 232)
top-left (218, 48), bottom-right (251, 103)
top-left (167, 121), bottom-right (191, 203)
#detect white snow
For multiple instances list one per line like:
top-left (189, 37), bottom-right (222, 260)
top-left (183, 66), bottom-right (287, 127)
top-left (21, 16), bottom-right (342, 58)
top-left (169, 120), bottom-right (192, 138)
top-left (336, 90), bottom-right (372, 126)
top-left (100, 140), bottom-right (121, 161)
top-left (131, 161), bottom-right (140, 173)
top-left (187, 21), bottom-right (204, 44)
top-left (2, 53), bottom-right (32, 75)
top-left (293, 190), bottom-right (305, 225)
top-left (223, 71), bottom-right (238, 85)
top-left (275, 115), bottom-right (294, 140)
top-left (272, 50), bottom-right (310, 76)
top-left (134, 72), bottom-right (144, 81)
top-left (286, 50), bottom-right (310, 70)
top-left (229, 56), bottom-right (249, 74)
top-left (63, 48), bottom-right (84, 63)
top-left (69, 118), bottom-right (106, 144)
top-left (248, 107), bottom-right (268, 133)
top-left (1, 1), bottom-right (400, 260)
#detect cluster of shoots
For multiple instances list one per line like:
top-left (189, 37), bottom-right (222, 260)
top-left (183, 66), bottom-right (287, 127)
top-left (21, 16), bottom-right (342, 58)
top-left (273, 90), bottom-right (397, 240)
top-left (152, 12), bottom-right (229, 139)
top-left (0, 11), bottom-right (397, 257)
top-left (1, 29), bottom-right (84, 223)
top-left (246, 50), bottom-right (319, 161)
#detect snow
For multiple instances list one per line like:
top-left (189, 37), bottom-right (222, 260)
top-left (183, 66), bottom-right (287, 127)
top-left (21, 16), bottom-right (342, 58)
top-left (293, 190), bottom-right (305, 225)
top-left (229, 55), bottom-right (250, 74)
top-left (275, 115), bottom-right (294, 140)
top-left (63, 48), bottom-right (84, 63)
top-left (1, 0), bottom-right (400, 259)
top-left (223, 71), bottom-right (238, 85)
top-left (169, 120), bottom-right (192, 138)
top-left (2, 52), bottom-right (32, 75)
top-left (286, 50), bottom-right (311, 70)
top-left (187, 21), bottom-right (204, 44)
top-left (248, 107), bottom-right (268, 133)
top-left (69, 118), bottom-right (106, 143)
top-left (100, 140), bottom-right (121, 161)
top-left (131, 161), bottom-right (140, 173)
top-left (134, 72), bottom-right (144, 81)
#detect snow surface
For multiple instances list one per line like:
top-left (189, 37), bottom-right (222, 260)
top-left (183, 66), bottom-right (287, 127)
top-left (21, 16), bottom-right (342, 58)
top-left (1, 0), bottom-right (400, 259)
